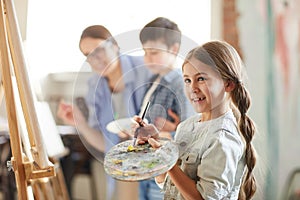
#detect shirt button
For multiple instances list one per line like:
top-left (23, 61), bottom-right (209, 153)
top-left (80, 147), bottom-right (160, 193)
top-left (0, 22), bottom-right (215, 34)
top-left (180, 141), bottom-right (186, 147)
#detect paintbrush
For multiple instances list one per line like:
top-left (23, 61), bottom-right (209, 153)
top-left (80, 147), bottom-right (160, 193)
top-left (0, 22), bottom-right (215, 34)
top-left (133, 101), bottom-right (150, 146)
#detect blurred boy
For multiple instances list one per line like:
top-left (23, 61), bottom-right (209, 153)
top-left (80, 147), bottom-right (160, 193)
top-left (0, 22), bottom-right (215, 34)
top-left (138, 17), bottom-right (194, 200)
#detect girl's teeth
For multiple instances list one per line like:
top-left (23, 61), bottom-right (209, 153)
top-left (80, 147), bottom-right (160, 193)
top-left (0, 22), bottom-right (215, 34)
top-left (193, 97), bottom-right (205, 101)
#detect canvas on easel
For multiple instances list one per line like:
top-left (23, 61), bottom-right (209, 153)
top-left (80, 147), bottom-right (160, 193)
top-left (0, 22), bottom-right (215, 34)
top-left (0, 0), bottom-right (69, 199)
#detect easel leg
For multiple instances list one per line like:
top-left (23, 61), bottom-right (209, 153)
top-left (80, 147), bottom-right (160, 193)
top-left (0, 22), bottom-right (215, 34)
top-left (0, 0), bottom-right (28, 199)
top-left (0, 83), bottom-right (3, 106)
top-left (50, 158), bottom-right (70, 200)
top-left (0, 0), bottom-right (70, 199)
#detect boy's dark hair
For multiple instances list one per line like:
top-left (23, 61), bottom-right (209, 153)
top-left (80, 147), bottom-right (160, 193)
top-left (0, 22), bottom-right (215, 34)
top-left (139, 17), bottom-right (181, 48)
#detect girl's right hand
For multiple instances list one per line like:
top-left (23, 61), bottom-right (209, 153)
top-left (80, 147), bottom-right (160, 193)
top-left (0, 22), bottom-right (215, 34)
top-left (132, 116), bottom-right (159, 145)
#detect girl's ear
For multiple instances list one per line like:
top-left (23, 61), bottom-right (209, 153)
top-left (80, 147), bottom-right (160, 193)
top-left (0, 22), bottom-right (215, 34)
top-left (224, 80), bottom-right (236, 92)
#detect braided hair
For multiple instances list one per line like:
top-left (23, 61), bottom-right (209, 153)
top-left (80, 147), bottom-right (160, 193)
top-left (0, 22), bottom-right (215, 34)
top-left (184, 40), bottom-right (257, 199)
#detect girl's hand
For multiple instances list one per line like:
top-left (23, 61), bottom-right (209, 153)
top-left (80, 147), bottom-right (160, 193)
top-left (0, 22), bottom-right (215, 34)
top-left (132, 116), bottom-right (159, 144)
top-left (148, 138), bottom-right (162, 149)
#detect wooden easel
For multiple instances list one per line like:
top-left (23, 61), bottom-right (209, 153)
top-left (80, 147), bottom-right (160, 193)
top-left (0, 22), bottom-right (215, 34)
top-left (0, 0), bottom-right (69, 199)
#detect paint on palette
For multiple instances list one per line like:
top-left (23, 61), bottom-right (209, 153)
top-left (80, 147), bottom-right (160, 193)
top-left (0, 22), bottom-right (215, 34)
top-left (104, 139), bottom-right (179, 181)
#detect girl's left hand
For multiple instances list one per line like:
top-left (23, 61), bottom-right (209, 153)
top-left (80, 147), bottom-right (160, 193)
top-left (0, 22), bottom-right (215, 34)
top-left (148, 138), bottom-right (162, 149)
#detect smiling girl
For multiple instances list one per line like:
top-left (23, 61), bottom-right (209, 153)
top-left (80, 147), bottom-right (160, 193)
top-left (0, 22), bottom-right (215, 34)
top-left (134, 40), bottom-right (257, 200)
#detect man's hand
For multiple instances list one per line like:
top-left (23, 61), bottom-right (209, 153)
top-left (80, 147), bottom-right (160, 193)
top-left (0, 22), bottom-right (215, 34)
top-left (57, 100), bottom-right (86, 127)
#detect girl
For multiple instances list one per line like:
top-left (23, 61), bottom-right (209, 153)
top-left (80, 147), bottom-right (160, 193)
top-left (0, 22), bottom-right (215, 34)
top-left (134, 40), bottom-right (257, 199)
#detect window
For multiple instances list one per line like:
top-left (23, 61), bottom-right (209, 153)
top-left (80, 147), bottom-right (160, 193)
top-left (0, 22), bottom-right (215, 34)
top-left (25, 0), bottom-right (211, 78)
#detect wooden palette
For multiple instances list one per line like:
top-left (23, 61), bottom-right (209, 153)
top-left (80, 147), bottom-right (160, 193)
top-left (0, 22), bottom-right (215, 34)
top-left (104, 139), bottom-right (179, 181)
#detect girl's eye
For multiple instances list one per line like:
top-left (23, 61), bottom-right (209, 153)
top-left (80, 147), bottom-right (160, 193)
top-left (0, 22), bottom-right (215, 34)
top-left (184, 78), bottom-right (191, 84)
top-left (197, 77), bottom-right (206, 81)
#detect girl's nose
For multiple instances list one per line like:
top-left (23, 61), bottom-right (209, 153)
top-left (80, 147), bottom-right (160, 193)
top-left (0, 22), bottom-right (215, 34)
top-left (191, 82), bottom-right (199, 93)
top-left (192, 87), bottom-right (199, 93)
top-left (186, 85), bottom-right (199, 94)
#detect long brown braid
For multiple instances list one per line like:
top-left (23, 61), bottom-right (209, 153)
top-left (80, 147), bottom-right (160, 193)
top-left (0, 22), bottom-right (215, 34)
top-left (184, 40), bottom-right (257, 199)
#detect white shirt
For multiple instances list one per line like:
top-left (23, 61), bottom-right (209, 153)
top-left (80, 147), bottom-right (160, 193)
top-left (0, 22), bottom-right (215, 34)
top-left (139, 75), bottom-right (161, 117)
top-left (162, 110), bottom-right (246, 200)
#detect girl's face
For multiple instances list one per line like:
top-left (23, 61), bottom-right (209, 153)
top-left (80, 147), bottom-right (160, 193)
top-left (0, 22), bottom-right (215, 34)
top-left (80, 37), bottom-right (117, 75)
top-left (182, 57), bottom-right (230, 120)
top-left (142, 40), bottom-right (178, 75)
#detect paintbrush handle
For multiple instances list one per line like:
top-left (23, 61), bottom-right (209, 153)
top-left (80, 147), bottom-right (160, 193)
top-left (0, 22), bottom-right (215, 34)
top-left (141, 101), bottom-right (150, 120)
top-left (133, 101), bottom-right (150, 145)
